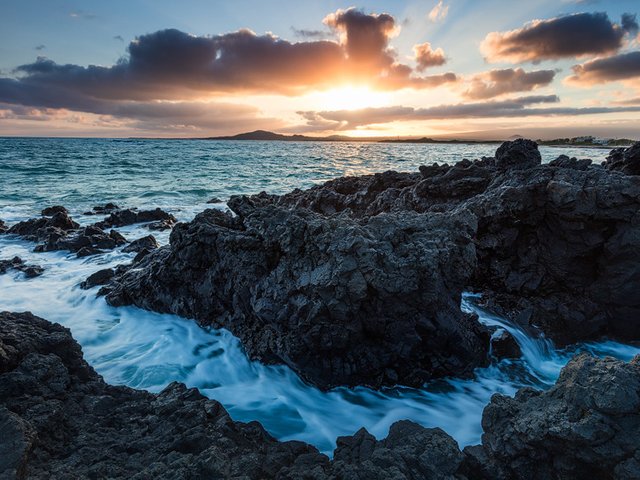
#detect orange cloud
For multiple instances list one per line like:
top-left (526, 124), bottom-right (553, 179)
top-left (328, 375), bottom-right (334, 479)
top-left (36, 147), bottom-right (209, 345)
top-left (413, 43), bottom-right (447, 71)
top-left (566, 51), bottom-right (640, 86)
top-left (463, 68), bottom-right (556, 99)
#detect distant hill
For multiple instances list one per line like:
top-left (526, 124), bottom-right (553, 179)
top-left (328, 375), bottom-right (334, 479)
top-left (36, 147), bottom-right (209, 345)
top-left (206, 130), bottom-right (362, 142)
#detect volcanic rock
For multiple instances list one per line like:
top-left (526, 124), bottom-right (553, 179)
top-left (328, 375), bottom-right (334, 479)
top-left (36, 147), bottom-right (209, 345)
top-left (489, 329), bottom-right (521, 360)
top-left (605, 142), bottom-right (640, 175)
top-left (94, 207), bottom-right (176, 229)
top-left (122, 235), bottom-right (159, 253)
top-left (80, 268), bottom-right (115, 289)
top-left (0, 257), bottom-right (44, 278)
top-left (40, 206), bottom-right (68, 216)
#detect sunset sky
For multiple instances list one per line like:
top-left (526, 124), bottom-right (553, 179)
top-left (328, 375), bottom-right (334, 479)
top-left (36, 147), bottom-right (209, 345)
top-left (1, 0), bottom-right (639, 139)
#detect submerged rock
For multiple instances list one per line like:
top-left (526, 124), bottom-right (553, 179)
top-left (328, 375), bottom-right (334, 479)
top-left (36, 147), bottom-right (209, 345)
top-left (1, 312), bottom-right (638, 479)
top-left (84, 202), bottom-right (121, 215)
top-left (102, 140), bottom-right (640, 388)
top-left (34, 226), bottom-right (127, 256)
top-left (0, 257), bottom-right (44, 278)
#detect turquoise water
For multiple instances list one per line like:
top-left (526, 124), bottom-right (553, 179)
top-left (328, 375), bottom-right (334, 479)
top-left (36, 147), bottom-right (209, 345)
top-left (0, 137), bottom-right (632, 456)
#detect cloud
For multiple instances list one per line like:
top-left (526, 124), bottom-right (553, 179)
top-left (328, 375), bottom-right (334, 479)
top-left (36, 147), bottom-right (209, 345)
top-left (114, 35), bottom-right (124, 42)
top-left (297, 95), bottom-right (640, 129)
top-left (566, 51), bottom-right (640, 85)
top-left (413, 42), bottom-right (447, 71)
top-left (34, 45), bottom-right (46, 51)
top-left (481, 12), bottom-right (637, 63)
top-left (463, 68), bottom-right (556, 99)
top-left (69, 11), bottom-right (96, 20)
top-left (621, 13), bottom-right (639, 37)
top-left (428, 1), bottom-right (449, 23)
top-left (291, 28), bottom-right (330, 39)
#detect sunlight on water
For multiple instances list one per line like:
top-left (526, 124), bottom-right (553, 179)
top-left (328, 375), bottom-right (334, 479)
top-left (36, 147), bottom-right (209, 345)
top-left (0, 138), bottom-right (632, 456)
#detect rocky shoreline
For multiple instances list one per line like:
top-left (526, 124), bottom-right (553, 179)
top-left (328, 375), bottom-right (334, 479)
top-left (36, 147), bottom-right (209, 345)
top-left (95, 140), bottom-right (640, 390)
top-left (1, 311), bottom-right (639, 479)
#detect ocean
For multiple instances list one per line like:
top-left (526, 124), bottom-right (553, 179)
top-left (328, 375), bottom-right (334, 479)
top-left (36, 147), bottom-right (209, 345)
top-left (0, 137), bottom-right (634, 455)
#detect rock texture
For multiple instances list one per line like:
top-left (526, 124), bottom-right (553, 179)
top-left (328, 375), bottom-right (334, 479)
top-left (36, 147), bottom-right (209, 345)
top-left (94, 207), bottom-right (176, 229)
top-left (1, 311), bottom-right (639, 479)
top-left (102, 140), bottom-right (640, 388)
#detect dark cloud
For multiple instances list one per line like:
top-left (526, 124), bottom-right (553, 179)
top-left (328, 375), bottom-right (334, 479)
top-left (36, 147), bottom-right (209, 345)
top-left (291, 28), bottom-right (329, 39)
top-left (481, 12), bottom-right (636, 63)
top-left (298, 95), bottom-right (640, 130)
top-left (34, 45), bottom-right (46, 51)
top-left (413, 42), bottom-right (447, 71)
top-left (567, 51), bottom-right (640, 85)
top-left (464, 68), bottom-right (556, 99)
top-left (621, 13), bottom-right (639, 37)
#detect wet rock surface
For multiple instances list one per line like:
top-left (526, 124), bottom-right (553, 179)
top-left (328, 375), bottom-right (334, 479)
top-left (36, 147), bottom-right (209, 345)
top-left (0, 257), bottom-right (44, 278)
top-left (103, 140), bottom-right (640, 388)
top-left (80, 268), bottom-right (115, 289)
top-left (122, 234), bottom-right (159, 253)
top-left (489, 329), bottom-right (521, 360)
top-left (1, 312), bottom-right (638, 479)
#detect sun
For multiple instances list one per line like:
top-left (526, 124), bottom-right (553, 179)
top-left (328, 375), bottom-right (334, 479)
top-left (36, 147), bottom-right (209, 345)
top-left (310, 86), bottom-right (391, 111)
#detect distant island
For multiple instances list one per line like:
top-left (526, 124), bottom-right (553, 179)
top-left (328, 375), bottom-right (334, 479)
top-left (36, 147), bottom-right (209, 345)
top-left (204, 130), bottom-right (636, 147)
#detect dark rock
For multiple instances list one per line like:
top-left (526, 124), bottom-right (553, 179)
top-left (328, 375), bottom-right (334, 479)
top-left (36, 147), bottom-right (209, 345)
top-left (123, 235), bottom-right (159, 253)
top-left (80, 268), bottom-right (115, 289)
top-left (105, 206), bottom-right (490, 390)
top-left (0, 220), bottom-right (7, 234)
top-left (0, 311), bottom-right (471, 479)
top-left (473, 353), bottom-right (640, 480)
top-left (605, 143), bottom-right (640, 175)
top-left (0, 257), bottom-right (44, 278)
top-left (489, 329), bottom-right (521, 360)
top-left (40, 205), bottom-right (68, 216)
top-left (207, 197), bottom-right (223, 204)
top-left (94, 208), bottom-right (176, 229)
top-left (147, 219), bottom-right (175, 231)
top-left (103, 139), bottom-right (640, 387)
top-left (495, 139), bottom-right (541, 170)
top-left (76, 246), bottom-right (102, 258)
top-left (34, 224), bottom-right (127, 255)
top-left (548, 154), bottom-right (592, 170)
top-left (8, 211), bottom-right (79, 242)
top-left (2, 312), bottom-right (639, 479)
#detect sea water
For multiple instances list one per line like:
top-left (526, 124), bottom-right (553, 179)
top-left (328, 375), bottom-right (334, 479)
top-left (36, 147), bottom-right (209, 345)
top-left (0, 137), bottom-right (636, 455)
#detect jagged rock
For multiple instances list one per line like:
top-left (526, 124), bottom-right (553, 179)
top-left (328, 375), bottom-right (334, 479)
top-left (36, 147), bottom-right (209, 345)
top-left (494, 139), bottom-right (541, 170)
top-left (105, 206), bottom-right (489, 390)
top-left (101, 140), bottom-right (640, 388)
top-left (94, 208), bottom-right (176, 229)
top-left (7, 211), bottom-right (79, 242)
top-left (34, 225), bottom-right (127, 255)
top-left (147, 219), bottom-right (175, 231)
top-left (1, 312), bottom-right (639, 479)
top-left (122, 235), bottom-right (159, 253)
top-left (80, 268), bottom-right (115, 289)
top-left (0, 311), bottom-right (472, 479)
top-left (489, 329), bottom-right (521, 360)
top-left (40, 206), bottom-right (68, 216)
top-left (207, 197), bottom-right (223, 204)
top-left (0, 220), bottom-right (7, 234)
top-left (605, 143), bottom-right (640, 175)
top-left (548, 154), bottom-right (592, 170)
top-left (468, 353), bottom-right (640, 480)
top-left (0, 257), bottom-right (44, 278)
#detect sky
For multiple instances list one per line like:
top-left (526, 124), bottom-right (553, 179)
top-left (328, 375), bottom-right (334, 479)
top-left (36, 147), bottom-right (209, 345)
top-left (0, 0), bottom-right (639, 139)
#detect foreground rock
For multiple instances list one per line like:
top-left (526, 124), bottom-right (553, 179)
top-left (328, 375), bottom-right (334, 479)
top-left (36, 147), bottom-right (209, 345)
top-left (102, 140), bottom-right (640, 388)
top-left (1, 312), bottom-right (638, 479)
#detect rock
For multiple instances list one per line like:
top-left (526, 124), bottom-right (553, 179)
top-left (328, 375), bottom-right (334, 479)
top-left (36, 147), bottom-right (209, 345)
top-left (102, 140), bottom-right (640, 388)
top-left (472, 353), bottom-right (640, 480)
top-left (122, 235), bottom-right (159, 253)
top-left (548, 154), bottom-right (592, 170)
top-left (7, 211), bottom-right (79, 242)
top-left (0, 311), bottom-right (472, 479)
top-left (207, 197), bottom-right (223, 204)
top-left (80, 268), bottom-right (115, 289)
top-left (104, 206), bottom-right (490, 390)
top-left (94, 208), bottom-right (176, 229)
top-left (84, 203), bottom-right (120, 215)
top-left (34, 224), bottom-right (127, 255)
top-left (0, 257), bottom-right (44, 278)
top-left (0, 220), bottom-right (7, 234)
top-left (605, 143), bottom-right (640, 175)
top-left (76, 246), bottom-right (101, 258)
top-left (2, 312), bottom-right (640, 479)
top-left (489, 329), bottom-right (521, 360)
top-left (495, 139), bottom-right (541, 170)
top-left (147, 219), bottom-right (175, 231)
top-left (41, 205), bottom-right (68, 216)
